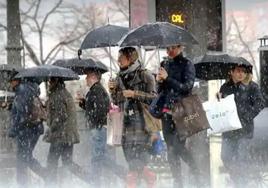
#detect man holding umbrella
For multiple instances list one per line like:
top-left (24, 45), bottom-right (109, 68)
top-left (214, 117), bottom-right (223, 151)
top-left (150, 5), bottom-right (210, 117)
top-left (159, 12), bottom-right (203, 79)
top-left (155, 45), bottom-right (200, 187)
top-left (75, 63), bottom-right (126, 187)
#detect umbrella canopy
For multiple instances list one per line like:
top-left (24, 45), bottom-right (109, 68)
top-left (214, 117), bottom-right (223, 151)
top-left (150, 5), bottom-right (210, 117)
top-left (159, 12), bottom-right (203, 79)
top-left (194, 53), bottom-right (253, 80)
top-left (14, 65), bottom-right (79, 81)
top-left (0, 64), bottom-right (22, 72)
top-left (53, 58), bottom-right (108, 75)
top-left (119, 22), bottom-right (198, 47)
top-left (80, 24), bottom-right (129, 49)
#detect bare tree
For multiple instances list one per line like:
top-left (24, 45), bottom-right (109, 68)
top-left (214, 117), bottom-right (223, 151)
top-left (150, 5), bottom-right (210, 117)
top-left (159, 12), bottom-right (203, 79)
top-left (0, 0), bottom-right (109, 66)
top-left (108, 0), bottom-right (129, 22)
top-left (226, 12), bottom-right (260, 81)
top-left (0, 0), bottom-right (131, 71)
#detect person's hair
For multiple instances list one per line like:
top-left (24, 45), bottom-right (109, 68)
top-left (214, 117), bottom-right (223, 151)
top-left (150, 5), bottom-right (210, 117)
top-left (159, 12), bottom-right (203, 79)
top-left (227, 65), bottom-right (253, 84)
top-left (49, 77), bottom-right (65, 87)
top-left (242, 73), bottom-right (253, 85)
top-left (86, 69), bottom-right (102, 81)
top-left (119, 47), bottom-right (139, 63)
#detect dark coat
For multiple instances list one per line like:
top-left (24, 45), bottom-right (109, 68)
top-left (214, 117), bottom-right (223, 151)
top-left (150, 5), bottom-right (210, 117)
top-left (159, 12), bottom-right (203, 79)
top-left (220, 80), bottom-right (265, 139)
top-left (157, 53), bottom-right (195, 109)
top-left (111, 61), bottom-right (155, 144)
top-left (9, 81), bottom-right (44, 138)
top-left (79, 82), bottom-right (110, 129)
top-left (44, 84), bottom-right (79, 144)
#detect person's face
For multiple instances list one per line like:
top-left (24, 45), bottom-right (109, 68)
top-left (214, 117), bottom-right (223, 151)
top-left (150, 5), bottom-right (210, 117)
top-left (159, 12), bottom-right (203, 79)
top-left (230, 66), bottom-right (246, 83)
top-left (10, 80), bottom-right (20, 90)
top-left (166, 46), bottom-right (181, 58)
top-left (48, 79), bottom-right (57, 90)
top-left (85, 72), bottom-right (96, 87)
top-left (118, 53), bottom-right (131, 69)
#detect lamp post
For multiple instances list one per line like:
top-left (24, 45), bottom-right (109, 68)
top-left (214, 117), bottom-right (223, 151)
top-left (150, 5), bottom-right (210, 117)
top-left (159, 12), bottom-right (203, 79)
top-left (259, 35), bottom-right (268, 107)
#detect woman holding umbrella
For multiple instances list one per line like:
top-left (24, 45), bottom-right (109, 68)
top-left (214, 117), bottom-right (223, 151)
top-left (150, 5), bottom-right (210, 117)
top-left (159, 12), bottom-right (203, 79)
top-left (108, 47), bottom-right (157, 188)
top-left (217, 64), bottom-right (264, 187)
top-left (154, 44), bottom-right (201, 188)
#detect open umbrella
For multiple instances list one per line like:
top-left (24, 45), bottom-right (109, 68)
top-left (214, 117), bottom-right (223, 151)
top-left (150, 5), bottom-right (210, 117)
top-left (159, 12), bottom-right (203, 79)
top-left (119, 22), bottom-right (198, 65)
top-left (53, 58), bottom-right (108, 75)
top-left (80, 24), bottom-right (129, 49)
top-left (79, 24), bottom-right (129, 76)
top-left (14, 65), bottom-right (79, 81)
top-left (194, 53), bottom-right (253, 80)
top-left (0, 64), bottom-right (22, 72)
top-left (119, 22), bottom-right (198, 47)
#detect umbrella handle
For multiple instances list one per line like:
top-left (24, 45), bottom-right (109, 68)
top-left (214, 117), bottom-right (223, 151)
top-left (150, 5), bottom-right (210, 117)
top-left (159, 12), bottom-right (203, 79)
top-left (78, 49), bottom-right (82, 60)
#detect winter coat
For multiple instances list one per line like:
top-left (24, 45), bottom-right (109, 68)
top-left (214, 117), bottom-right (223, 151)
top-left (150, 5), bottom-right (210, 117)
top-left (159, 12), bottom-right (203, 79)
top-left (220, 80), bottom-right (265, 139)
top-left (9, 81), bottom-right (44, 138)
top-left (79, 82), bottom-right (110, 129)
top-left (157, 53), bottom-right (195, 109)
top-left (44, 84), bottom-right (79, 144)
top-left (111, 60), bottom-right (156, 144)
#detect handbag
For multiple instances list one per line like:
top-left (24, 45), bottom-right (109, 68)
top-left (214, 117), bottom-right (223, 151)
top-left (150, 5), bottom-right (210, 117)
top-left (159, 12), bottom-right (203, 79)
top-left (141, 103), bottom-right (162, 134)
top-left (202, 94), bottom-right (242, 136)
top-left (172, 94), bottom-right (210, 140)
top-left (107, 104), bottom-right (124, 146)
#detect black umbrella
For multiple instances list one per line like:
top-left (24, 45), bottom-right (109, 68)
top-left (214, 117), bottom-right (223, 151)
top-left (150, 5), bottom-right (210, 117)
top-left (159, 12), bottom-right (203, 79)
top-left (0, 64), bottom-right (22, 72)
top-left (14, 65), bottom-right (79, 81)
top-left (119, 22), bottom-right (198, 47)
top-left (194, 53), bottom-right (253, 80)
top-left (234, 57), bottom-right (253, 72)
top-left (53, 58), bottom-right (108, 75)
top-left (79, 24), bottom-right (129, 76)
top-left (80, 24), bottom-right (129, 49)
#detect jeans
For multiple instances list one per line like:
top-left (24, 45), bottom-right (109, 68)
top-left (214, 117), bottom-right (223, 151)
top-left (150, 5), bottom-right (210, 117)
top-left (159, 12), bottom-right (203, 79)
top-left (16, 132), bottom-right (45, 188)
top-left (89, 127), bottom-right (126, 186)
top-left (161, 113), bottom-right (200, 187)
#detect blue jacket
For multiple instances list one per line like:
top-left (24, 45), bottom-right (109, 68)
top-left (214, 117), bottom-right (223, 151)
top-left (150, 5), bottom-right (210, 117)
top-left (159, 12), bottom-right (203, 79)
top-left (9, 81), bottom-right (44, 138)
top-left (157, 53), bottom-right (196, 109)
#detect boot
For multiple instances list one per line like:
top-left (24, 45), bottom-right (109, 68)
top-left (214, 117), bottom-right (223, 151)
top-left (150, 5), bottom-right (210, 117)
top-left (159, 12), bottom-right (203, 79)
top-left (143, 166), bottom-right (157, 188)
top-left (126, 171), bottom-right (138, 188)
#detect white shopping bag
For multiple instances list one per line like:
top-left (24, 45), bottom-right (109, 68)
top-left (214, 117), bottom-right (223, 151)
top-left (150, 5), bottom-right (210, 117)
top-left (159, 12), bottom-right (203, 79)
top-left (107, 104), bottom-right (124, 146)
top-left (202, 94), bottom-right (242, 136)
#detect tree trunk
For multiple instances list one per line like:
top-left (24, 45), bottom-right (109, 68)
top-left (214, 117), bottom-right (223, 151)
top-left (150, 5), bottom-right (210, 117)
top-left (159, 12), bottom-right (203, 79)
top-left (6, 0), bottom-right (22, 67)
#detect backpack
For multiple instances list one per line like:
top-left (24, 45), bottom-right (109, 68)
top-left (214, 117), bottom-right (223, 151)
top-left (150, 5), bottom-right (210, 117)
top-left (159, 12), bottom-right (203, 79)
top-left (26, 96), bottom-right (47, 126)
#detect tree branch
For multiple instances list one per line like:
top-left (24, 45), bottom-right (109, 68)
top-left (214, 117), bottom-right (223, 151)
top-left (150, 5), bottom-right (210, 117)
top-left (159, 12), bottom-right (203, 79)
top-left (33, 0), bottom-right (41, 19)
top-left (43, 31), bottom-right (86, 64)
top-left (231, 14), bottom-right (259, 81)
top-left (40, 0), bottom-right (63, 31)
top-left (0, 23), bottom-right (7, 30)
top-left (22, 36), bottom-right (41, 66)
